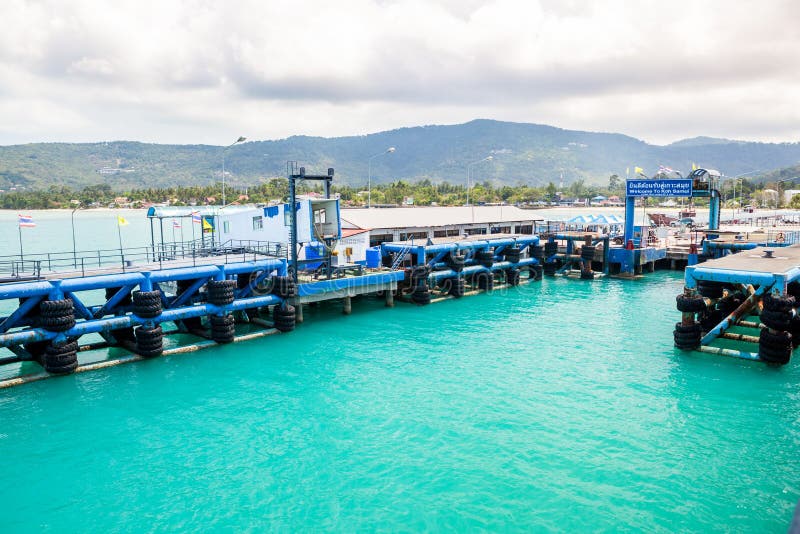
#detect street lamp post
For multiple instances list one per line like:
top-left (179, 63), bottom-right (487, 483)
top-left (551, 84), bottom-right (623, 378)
top-left (726, 170), bottom-right (761, 215)
top-left (70, 200), bottom-right (81, 268)
top-left (222, 136), bottom-right (246, 206)
top-left (367, 147), bottom-right (395, 208)
top-left (466, 156), bottom-right (493, 206)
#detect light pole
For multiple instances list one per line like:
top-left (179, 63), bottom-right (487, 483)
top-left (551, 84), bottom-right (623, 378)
top-left (222, 136), bottom-right (246, 206)
top-left (367, 147), bottom-right (395, 208)
top-left (70, 200), bottom-right (81, 268)
top-left (726, 170), bottom-right (760, 215)
top-left (466, 156), bottom-right (493, 206)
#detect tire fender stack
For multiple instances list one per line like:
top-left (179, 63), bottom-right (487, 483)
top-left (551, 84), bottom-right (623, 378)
top-left (502, 247), bottom-right (521, 264)
top-left (208, 280), bottom-right (236, 344)
top-left (759, 293), bottom-right (795, 365)
top-left (133, 290), bottom-right (163, 357)
top-left (39, 298), bottom-right (78, 374)
top-left (475, 271), bottom-right (494, 292)
top-left (410, 265), bottom-right (431, 305)
top-left (543, 241), bottom-right (558, 276)
top-left (674, 289), bottom-right (708, 350)
top-left (475, 249), bottom-right (494, 269)
top-left (580, 244), bottom-right (595, 280)
top-left (270, 275), bottom-right (298, 331)
top-left (273, 303), bottom-right (296, 332)
top-left (447, 277), bottom-right (466, 298)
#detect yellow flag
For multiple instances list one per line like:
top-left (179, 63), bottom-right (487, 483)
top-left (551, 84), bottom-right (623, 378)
top-left (117, 216), bottom-right (129, 226)
top-left (634, 166), bottom-right (644, 175)
top-left (692, 162), bottom-right (698, 171)
top-left (202, 218), bottom-right (213, 230)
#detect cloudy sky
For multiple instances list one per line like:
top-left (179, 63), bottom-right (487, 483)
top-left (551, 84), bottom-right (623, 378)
top-left (1, 0), bottom-right (798, 146)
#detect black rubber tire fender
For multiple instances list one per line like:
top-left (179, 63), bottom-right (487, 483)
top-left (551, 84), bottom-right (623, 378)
top-left (41, 315), bottom-right (76, 332)
top-left (763, 293), bottom-right (796, 313)
top-left (696, 281), bottom-right (724, 299)
top-left (132, 290), bottom-right (161, 306)
top-left (760, 309), bottom-right (792, 331)
top-left (676, 294), bottom-right (707, 313)
top-left (40, 299), bottom-right (74, 314)
top-left (759, 343), bottom-right (792, 365)
top-left (674, 322), bottom-right (701, 335)
top-left (759, 329), bottom-right (792, 350)
top-left (210, 314), bottom-right (235, 327)
top-left (44, 361), bottom-right (79, 374)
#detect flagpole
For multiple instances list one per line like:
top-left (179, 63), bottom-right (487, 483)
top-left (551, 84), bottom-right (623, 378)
top-left (117, 220), bottom-right (124, 270)
top-left (18, 222), bottom-right (23, 272)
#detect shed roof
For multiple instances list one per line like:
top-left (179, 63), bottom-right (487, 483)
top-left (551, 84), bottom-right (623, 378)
top-left (146, 205), bottom-right (258, 218)
top-left (340, 206), bottom-right (541, 230)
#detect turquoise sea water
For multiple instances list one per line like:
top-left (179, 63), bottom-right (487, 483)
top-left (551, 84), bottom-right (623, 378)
top-left (2, 270), bottom-right (799, 531)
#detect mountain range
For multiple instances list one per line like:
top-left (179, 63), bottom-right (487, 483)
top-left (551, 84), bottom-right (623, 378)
top-left (1, 119), bottom-right (798, 191)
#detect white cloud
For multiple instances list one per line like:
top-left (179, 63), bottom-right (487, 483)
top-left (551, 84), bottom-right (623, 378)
top-left (0, 0), bottom-right (798, 145)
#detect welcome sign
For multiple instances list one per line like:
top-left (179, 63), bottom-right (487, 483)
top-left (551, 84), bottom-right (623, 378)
top-left (626, 179), bottom-right (693, 197)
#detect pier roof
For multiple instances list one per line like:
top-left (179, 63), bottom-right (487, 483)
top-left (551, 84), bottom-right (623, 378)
top-left (341, 206), bottom-right (540, 230)
top-left (146, 205), bottom-right (257, 218)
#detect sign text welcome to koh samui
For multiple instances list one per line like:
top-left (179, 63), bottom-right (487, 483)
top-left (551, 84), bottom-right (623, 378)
top-left (626, 179), bottom-right (693, 197)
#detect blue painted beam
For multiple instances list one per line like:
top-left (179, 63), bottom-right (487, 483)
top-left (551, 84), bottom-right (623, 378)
top-left (0, 259), bottom-right (287, 300)
top-left (297, 271), bottom-right (405, 298)
top-left (0, 295), bottom-right (43, 333)
top-left (0, 294), bottom-right (284, 348)
top-left (427, 258), bottom-right (537, 281)
top-left (168, 277), bottom-right (209, 309)
top-left (64, 292), bottom-right (93, 320)
top-left (93, 284), bottom-right (136, 318)
top-left (687, 267), bottom-right (779, 288)
top-left (381, 236), bottom-right (539, 256)
top-left (700, 285), bottom-right (766, 346)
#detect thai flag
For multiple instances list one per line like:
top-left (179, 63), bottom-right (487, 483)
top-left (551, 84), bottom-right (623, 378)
top-left (18, 214), bottom-right (36, 227)
top-left (173, 220), bottom-right (181, 229)
top-left (191, 212), bottom-right (201, 224)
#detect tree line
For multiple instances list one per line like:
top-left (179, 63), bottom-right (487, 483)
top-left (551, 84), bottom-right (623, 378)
top-left (0, 176), bottom-right (770, 210)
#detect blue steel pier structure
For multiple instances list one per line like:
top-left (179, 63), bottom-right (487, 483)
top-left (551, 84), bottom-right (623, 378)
top-left (0, 232), bottom-right (544, 388)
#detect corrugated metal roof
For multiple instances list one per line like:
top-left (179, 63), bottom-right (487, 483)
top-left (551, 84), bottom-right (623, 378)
top-left (341, 228), bottom-right (369, 237)
top-left (340, 206), bottom-right (541, 230)
top-left (146, 205), bottom-right (258, 218)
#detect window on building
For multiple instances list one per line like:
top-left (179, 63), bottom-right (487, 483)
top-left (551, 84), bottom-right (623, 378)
top-left (399, 231), bottom-right (428, 241)
top-left (370, 234), bottom-right (393, 247)
top-left (223, 221), bottom-right (230, 234)
top-left (252, 216), bottom-right (263, 231)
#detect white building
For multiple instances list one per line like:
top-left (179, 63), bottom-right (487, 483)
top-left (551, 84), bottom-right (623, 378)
top-left (146, 199), bottom-right (370, 265)
top-left (340, 205), bottom-right (541, 247)
top-left (784, 189), bottom-right (800, 204)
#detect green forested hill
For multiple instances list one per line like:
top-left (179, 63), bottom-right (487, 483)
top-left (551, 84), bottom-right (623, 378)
top-left (1, 119), bottom-right (798, 191)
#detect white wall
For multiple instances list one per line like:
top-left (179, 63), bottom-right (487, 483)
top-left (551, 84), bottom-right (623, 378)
top-left (334, 232), bottom-right (369, 264)
top-left (217, 199), bottom-right (342, 245)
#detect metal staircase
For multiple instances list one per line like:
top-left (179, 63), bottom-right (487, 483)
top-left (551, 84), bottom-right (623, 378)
top-left (391, 246), bottom-right (412, 270)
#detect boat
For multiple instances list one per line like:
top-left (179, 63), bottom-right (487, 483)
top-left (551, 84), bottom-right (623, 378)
top-left (648, 213), bottom-right (676, 226)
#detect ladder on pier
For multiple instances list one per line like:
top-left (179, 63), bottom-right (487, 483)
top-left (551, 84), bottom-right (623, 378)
top-left (391, 246), bottom-right (412, 270)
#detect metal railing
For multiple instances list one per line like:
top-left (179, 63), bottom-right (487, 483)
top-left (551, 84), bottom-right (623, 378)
top-left (0, 239), bottom-right (287, 280)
